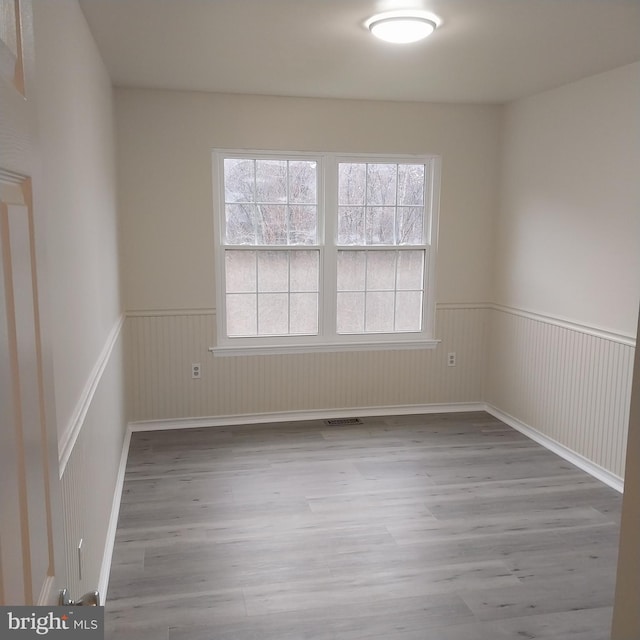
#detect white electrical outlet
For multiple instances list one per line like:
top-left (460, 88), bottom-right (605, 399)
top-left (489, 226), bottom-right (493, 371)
top-left (447, 352), bottom-right (456, 367)
top-left (191, 363), bottom-right (201, 379)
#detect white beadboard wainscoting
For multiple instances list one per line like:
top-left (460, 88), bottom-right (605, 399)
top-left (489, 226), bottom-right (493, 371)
top-left (125, 305), bottom-right (489, 424)
top-left (486, 305), bottom-right (635, 488)
top-left (59, 321), bottom-right (127, 602)
top-left (124, 303), bottom-right (636, 491)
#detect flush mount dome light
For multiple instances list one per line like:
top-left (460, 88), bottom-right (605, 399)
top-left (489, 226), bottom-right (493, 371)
top-left (367, 12), bottom-right (437, 44)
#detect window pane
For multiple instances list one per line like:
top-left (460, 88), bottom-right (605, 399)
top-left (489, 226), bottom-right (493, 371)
top-left (289, 205), bottom-right (317, 245)
top-left (224, 158), bottom-right (254, 203)
top-left (398, 164), bottom-right (425, 205)
top-left (337, 292), bottom-right (365, 334)
top-left (396, 251), bottom-right (424, 290)
top-left (290, 293), bottom-right (318, 334)
top-left (338, 206), bottom-right (365, 245)
top-left (397, 207), bottom-right (424, 245)
top-left (367, 164), bottom-right (397, 205)
top-left (337, 251), bottom-right (366, 291)
top-left (289, 161), bottom-right (317, 204)
top-left (366, 207), bottom-right (395, 245)
top-left (258, 293), bottom-right (289, 335)
top-left (290, 251), bottom-right (319, 292)
top-left (395, 292), bottom-right (423, 331)
top-left (225, 204), bottom-right (256, 244)
top-left (256, 205), bottom-right (287, 245)
top-left (256, 160), bottom-right (287, 203)
top-left (219, 153), bottom-right (433, 343)
top-left (338, 163), bottom-right (365, 205)
top-left (225, 251), bottom-right (256, 293)
top-left (366, 251), bottom-right (396, 290)
top-left (258, 251), bottom-right (288, 292)
top-left (226, 294), bottom-right (257, 336)
top-left (365, 292), bottom-right (395, 332)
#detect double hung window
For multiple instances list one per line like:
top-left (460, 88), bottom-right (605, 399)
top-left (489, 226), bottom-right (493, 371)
top-left (213, 151), bottom-right (440, 355)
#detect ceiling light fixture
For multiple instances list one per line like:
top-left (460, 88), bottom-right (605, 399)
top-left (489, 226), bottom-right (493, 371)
top-left (366, 12), bottom-right (438, 44)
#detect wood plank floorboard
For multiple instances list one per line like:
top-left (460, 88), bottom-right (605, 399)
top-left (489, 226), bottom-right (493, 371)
top-left (106, 411), bottom-right (621, 639)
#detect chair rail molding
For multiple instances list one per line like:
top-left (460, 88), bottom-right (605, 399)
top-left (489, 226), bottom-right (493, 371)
top-left (58, 314), bottom-right (125, 475)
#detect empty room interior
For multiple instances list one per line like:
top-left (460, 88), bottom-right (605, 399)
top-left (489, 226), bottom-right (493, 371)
top-left (2, 0), bottom-right (640, 638)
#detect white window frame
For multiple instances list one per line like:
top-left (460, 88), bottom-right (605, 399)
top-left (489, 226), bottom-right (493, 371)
top-left (212, 150), bottom-right (441, 356)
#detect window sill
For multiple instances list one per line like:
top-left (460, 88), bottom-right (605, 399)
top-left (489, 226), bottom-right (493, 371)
top-left (209, 339), bottom-right (441, 357)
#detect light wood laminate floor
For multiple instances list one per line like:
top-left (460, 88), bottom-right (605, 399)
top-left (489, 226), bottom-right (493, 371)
top-left (106, 412), bottom-right (622, 640)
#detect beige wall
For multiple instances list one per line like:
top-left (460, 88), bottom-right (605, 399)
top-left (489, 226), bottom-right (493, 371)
top-left (34, 0), bottom-right (123, 439)
top-left (115, 90), bottom-right (501, 424)
top-left (487, 62), bottom-right (640, 482)
top-left (493, 62), bottom-right (640, 337)
top-left (33, 0), bottom-right (126, 598)
top-left (116, 89), bottom-right (501, 311)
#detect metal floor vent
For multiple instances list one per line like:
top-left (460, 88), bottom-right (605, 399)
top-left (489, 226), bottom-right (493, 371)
top-left (324, 417), bottom-right (362, 426)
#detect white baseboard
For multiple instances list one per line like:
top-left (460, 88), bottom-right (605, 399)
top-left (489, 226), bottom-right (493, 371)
top-left (128, 402), bottom-right (487, 432)
top-left (98, 426), bottom-right (132, 604)
top-left (485, 404), bottom-right (624, 493)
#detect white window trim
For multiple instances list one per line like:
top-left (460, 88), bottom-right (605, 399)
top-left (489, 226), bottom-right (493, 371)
top-left (212, 150), bottom-right (441, 356)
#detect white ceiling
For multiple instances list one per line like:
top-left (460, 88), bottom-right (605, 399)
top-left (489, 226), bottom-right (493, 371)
top-left (79, 0), bottom-right (640, 104)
